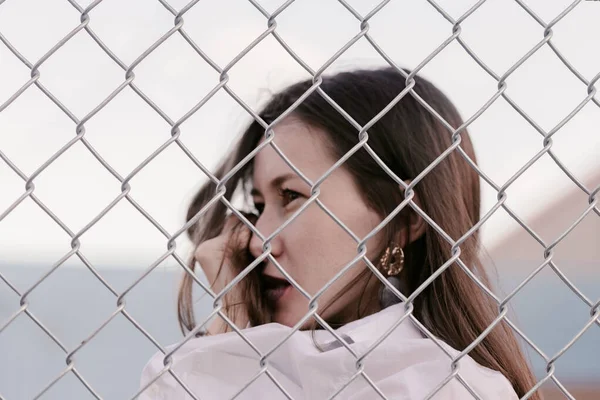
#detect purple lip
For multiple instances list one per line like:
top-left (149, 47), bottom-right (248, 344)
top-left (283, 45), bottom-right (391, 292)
top-left (262, 274), bottom-right (291, 304)
top-left (265, 285), bottom-right (290, 304)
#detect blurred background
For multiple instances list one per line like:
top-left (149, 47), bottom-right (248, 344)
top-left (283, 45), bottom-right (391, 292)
top-left (0, 0), bottom-right (598, 398)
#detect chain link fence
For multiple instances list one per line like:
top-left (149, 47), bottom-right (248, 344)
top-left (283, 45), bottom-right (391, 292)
top-left (0, 0), bottom-right (599, 399)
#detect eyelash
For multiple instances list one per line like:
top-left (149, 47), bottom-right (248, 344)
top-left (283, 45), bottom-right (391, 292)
top-left (253, 188), bottom-right (301, 215)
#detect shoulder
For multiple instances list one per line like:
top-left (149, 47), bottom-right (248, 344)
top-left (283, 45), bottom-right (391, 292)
top-left (137, 313), bottom-right (518, 399)
top-left (330, 306), bottom-right (519, 399)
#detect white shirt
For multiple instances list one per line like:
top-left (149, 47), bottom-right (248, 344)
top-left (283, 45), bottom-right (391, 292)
top-left (139, 303), bottom-right (518, 399)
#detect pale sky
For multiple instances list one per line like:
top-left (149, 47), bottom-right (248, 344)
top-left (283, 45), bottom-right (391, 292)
top-left (0, 0), bottom-right (598, 268)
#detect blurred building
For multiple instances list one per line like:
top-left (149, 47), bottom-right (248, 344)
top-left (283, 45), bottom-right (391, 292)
top-left (486, 171), bottom-right (599, 399)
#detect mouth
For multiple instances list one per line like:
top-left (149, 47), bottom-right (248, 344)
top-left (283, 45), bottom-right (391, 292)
top-left (261, 273), bottom-right (292, 305)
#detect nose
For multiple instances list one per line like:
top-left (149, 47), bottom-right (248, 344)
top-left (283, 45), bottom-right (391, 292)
top-left (249, 213), bottom-right (283, 261)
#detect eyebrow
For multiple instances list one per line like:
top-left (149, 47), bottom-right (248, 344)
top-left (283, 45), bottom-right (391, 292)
top-left (250, 173), bottom-right (298, 197)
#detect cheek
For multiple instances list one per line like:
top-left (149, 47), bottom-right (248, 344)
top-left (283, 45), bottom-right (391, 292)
top-left (285, 206), bottom-right (361, 291)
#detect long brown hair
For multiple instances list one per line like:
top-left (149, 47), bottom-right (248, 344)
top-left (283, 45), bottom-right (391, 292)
top-left (178, 67), bottom-right (540, 398)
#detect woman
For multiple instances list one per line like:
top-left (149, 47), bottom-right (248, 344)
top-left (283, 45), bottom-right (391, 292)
top-left (139, 67), bottom-right (540, 399)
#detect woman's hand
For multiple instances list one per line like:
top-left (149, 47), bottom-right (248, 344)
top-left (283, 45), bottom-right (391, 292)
top-left (194, 213), bottom-right (255, 334)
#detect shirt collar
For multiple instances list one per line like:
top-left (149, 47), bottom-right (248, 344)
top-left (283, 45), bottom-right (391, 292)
top-left (311, 302), bottom-right (423, 349)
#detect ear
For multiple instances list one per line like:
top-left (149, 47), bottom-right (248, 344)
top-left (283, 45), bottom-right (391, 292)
top-left (395, 180), bottom-right (427, 248)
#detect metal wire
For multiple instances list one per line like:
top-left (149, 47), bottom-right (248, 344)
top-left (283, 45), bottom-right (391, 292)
top-left (0, 0), bottom-right (598, 399)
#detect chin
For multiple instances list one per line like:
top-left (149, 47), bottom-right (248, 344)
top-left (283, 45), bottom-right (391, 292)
top-left (272, 313), bottom-right (293, 327)
top-left (273, 310), bottom-right (302, 328)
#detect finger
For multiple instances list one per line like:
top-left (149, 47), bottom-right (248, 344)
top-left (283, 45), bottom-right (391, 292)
top-left (222, 213), bottom-right (240, 233)
top-left (232, 223), bottom-right (253, 249)
top-left (223, 211), bottom-right (257, 233)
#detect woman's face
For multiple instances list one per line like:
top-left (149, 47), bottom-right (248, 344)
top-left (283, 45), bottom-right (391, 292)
top-left (248, 117), bottom-right (385, 328)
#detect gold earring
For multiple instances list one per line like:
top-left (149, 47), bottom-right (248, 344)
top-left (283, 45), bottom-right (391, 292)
top-left (380, 245), bottom-right (404, 276)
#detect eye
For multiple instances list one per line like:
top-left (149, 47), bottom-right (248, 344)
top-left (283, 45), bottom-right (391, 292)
top-left (278, 188), bottom-right (301, 207)
top-left (253, 202), bottom-right (265, 216)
